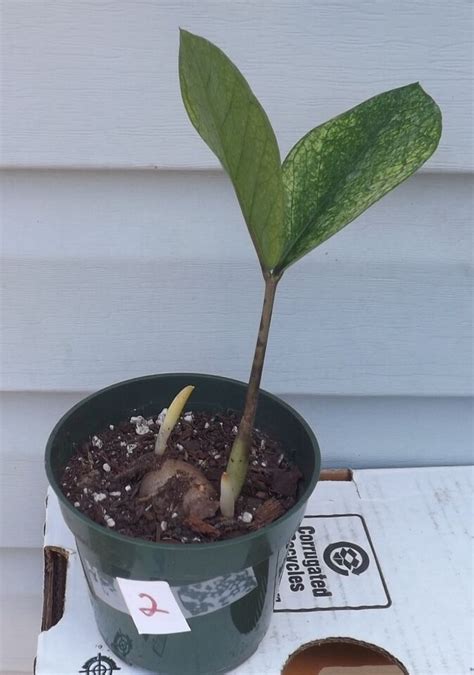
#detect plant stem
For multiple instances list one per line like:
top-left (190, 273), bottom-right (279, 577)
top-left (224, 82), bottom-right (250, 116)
top-left (226, 272), bottom-right (280, 498)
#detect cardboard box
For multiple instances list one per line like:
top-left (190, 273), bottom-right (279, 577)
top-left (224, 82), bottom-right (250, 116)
top-left (36, 466), bottom-right (473, 674)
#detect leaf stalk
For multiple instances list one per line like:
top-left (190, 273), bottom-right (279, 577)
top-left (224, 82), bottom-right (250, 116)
top-left (224, 273), bottom-right (280, 501)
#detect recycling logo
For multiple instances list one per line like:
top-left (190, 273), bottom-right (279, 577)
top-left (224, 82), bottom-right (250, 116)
top-left (323, 541), bottom-right (370, 577)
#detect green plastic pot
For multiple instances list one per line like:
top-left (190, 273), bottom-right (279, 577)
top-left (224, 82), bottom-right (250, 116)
top-left (45, 373), bottom-right (320, 674)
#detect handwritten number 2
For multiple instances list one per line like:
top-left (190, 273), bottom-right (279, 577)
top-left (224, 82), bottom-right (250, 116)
top-left (138, 592), bottom-right (170, 616)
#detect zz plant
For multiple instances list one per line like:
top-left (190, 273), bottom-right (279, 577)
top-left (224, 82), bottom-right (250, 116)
top-left (178, 30), bottom-right (442, 516)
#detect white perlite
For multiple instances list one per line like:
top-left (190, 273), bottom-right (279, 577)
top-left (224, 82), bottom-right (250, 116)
top-left (130, 415), bottom-right (150, 435)
top-left (156, 408), bottom-right (168, 426)
top-left (124, 485), bottom-right (132, 492)
top-left (74, 502), bottom-right (80, 508)
top-left (110, 491), bottom-right (121, 497)
top-left (105, 516), bottom-right (115, 528)
top-left (93, 492), bottom-right (107, 502)
top-left (126, 443), bottom-right (137, 453)
top-left (160, 521), bottom-right (168, 532)
top-left (176, 443), bottom-right (184, 451)
top-left (183, 413), bottom-right (194, 423)
top-left (204, 422), bottom-right (210, 429)
top-left (91, 435), bottom-right (103, 449)
top-left (241, 512), bottom-right (253, 523)
top-left (109, 424), bottom-right (114, 430)
top-left (232, 426), bottom-right (238, 435)
top-left (102, 463), bottom-right (111, 473)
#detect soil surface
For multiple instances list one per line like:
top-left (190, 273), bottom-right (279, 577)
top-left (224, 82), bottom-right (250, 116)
top-left (60, 410), bottom-right (302, 544)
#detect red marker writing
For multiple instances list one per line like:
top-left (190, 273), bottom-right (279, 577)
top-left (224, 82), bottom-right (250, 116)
top-left (138, 592), bottom-right (170, 616)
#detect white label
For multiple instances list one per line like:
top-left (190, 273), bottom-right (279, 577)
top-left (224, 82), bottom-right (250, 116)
top-left (275, 514), bottom-right (390, 612)
top-left (116, 578), bottom-right (191, 634)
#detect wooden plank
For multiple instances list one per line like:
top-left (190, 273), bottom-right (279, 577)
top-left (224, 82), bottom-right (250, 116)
top-left (0, 0), bottom-right (471, 171)
top-left (319, 469), bottom-right (353, 482)
top-left (1, 171), bottom-right (472, 396)
top-left (1, 391), bottom-right (472, 548)
top-left (41, 547), bottom-right (68, 632)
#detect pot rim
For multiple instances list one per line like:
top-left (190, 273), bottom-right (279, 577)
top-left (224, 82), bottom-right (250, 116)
top-left (45, 372), bottom-right (320, 553)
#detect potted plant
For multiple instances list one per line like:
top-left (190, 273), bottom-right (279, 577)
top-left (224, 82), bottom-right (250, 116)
top-left (45, 30), bottom-right (441, 674)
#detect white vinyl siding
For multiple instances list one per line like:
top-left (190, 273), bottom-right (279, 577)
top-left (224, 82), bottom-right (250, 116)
top-left (0, 2), bottom-right (472, 672)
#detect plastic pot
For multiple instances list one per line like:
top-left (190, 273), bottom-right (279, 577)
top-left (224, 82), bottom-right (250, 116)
top-left (45, 373), bottom-right (320, 674)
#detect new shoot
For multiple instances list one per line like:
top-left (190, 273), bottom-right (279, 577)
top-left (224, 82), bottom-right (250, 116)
top-left (154, 385), bottom-right (194, 455)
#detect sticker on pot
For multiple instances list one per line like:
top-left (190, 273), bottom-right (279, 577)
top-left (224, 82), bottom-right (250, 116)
top-left (274, 514), bottom-right (391, 612)
top-left (117, 578), bottom-right (191, 634)
top-left (83, 562), bottom-right (257, 620)
top-left (82, 560), bottom-right (128, 613)
top-left (176, 567), bottom-right (257, 616)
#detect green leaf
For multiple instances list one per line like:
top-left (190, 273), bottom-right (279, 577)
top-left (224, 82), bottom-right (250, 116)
top-left (278, 83), bottom-right (442, 271)
top-left (179, 30), bottom-right (285, 271)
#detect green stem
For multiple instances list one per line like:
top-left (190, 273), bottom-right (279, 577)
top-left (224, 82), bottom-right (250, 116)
top-left (226, 272), bottom-right (280, 497)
